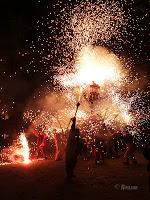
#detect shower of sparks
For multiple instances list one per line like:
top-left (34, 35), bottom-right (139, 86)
top-left (19, 133), bottom-right (30, 164)
top-left (0, 133), bottom-right (30, 165)
top-left (57, 46), bottom-right (124, 87)
top-left (21, 0), bottom-right (149, 149)
top-left (53, 0), bottom-right (130, 79)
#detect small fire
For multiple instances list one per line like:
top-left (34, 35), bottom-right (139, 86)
top-left (20, 133), bottom-right (30, 164)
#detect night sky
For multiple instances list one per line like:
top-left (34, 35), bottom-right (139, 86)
top-left (0, 0), bottom-right (149, 130)
top-left (0, 1), bottom-right (49, 115)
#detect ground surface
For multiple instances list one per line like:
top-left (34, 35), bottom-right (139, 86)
top-left (0, 153), bottom-right (150, 200)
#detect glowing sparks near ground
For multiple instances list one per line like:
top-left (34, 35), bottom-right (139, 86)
top-left (20, 133), bottom-right (30, 164)
top-left (0, 133), bottom-right (31, 165)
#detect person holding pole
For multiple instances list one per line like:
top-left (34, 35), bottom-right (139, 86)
top-left (65, 102), bottom-right (80, 178)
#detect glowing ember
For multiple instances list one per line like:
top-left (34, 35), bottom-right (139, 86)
top-left (20, 133), bottom-right (30, 164)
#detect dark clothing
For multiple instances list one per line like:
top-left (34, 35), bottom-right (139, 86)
top-left (65, 157), bottom-right (77, 178)
top-left (94, 137), bottom-right (104, 164)
top-left (123, 133), bottom-right (137, 164)
top-left (124, 134), bottom-right (134, 144)
top-left (65, 118), bottom-right (80, 178)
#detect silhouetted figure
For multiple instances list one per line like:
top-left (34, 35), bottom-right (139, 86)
top-left (123, 133), bottom-right (137, 165)
top-left (79, 137), bottom-right (88, 160)
top-left (53, 129), bottom-right (64, 161)
top-left (94, 136), bottom-right (104, 165)
top-left (33, 128), bottom-right (48, 159)
top-left (113, 131), bottom-right (126, 155)
top-left (65, 117), bottom-right (80, 178)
